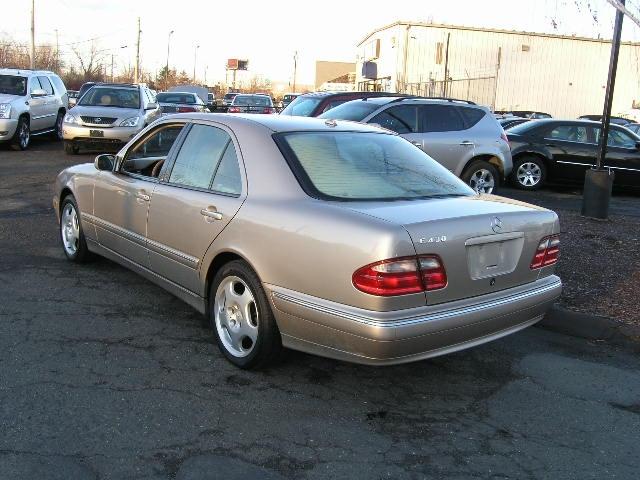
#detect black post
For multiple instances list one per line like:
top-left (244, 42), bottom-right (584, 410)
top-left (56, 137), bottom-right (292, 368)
top-left (581, 0), bottom-right (625, 219)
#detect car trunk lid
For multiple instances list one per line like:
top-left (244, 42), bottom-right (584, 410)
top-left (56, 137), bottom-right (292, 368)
top-left (341, 195), bottom-right (558, 305)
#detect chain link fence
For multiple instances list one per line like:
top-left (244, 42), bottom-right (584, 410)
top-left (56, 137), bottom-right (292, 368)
top-left (403, 76), bottom-right (497, 108)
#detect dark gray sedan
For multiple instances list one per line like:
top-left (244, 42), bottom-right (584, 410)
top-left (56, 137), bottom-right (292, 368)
top-left (157, 92), bottom-right (207, 115)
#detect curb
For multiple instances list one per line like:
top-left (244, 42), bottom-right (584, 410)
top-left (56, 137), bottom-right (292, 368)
top-left (536, 305), bottom-right (640, 347)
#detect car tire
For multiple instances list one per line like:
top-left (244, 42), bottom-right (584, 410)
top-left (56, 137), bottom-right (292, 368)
top-left (60, 195), bottom-right (91, 263)
top-left (461, 160), bottom-right (500, 194)
top-left (209, 260), bottom-right (283, 369)
top-left (511, 155), bottom-right (546, 190)
top-left (53, 111), bottom-right (64, 141)
top-left (64, 141), bottom-right (79, 155)
top-left (10, 116), bottom-right (30, 151)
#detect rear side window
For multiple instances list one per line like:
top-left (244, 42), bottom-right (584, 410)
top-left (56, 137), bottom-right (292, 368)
top-left (547, 125), bottom-right (588, 143)
top-left (317, 100), bottom-right (380, 121)
top-left (419, 104), bottom-right (465, 132)
top-left (280, 96), bottom-right (322, 116)
top-left (276, 132), bottom-right (473, 201)
top-left (211, 143), bottom-right (242, 195)
top-left (458, 107), bottom-right (485, 128)
top-left (169, 124), bottom-right (230, 189)
top-left (37, 76), bottom-right (54, 95)
top-left (370, 106), bottom-right (418, 134)
top-left (29, 77), bottom-right (43, 94)
top-left (49, 75), bottom-right (66, 95)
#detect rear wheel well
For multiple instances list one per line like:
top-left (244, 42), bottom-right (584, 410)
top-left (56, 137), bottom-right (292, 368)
top-left (512, 151), bottom-right (549, 166)
top-left (204, 252), bottom-right (249, 314)
top-left (464, 154), bottom-right (504, 178)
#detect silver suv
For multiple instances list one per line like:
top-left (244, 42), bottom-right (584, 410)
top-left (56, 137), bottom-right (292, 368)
top-left (63, 83), bottom-right (161, 154)
top-left (318, 97), bottom-right (512, 193)
top-left (0, 68), bottom-right (68, 150)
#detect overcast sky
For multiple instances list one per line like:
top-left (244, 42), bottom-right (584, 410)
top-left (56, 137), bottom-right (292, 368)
top-left (2, 0), bottom-right (639, 85)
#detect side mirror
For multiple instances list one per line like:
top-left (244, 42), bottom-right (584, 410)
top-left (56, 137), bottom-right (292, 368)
top-left (31, 88), bottom-right (47, 97)
top-left (145, 102), bottom-right (158, 110)
top-left (94, 154), bottom-right (115, 171)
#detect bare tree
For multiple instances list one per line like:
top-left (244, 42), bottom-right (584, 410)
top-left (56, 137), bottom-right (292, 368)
top-left (71, 42), bottom-right (106, 81)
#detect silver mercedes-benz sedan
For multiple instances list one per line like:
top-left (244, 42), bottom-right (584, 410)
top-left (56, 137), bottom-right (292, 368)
top-left (53, 114), bottom-right (562, 369)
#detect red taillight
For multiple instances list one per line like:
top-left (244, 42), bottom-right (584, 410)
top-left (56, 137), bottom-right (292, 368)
top-left (530, 235), bottom-right (560, 269)
top-left (177, 106), bottom-right (197, 113)
top-left (352, 255), bottom-right (447, 296)
top-left (263, 107), bottom-right (275, 114)
top-left (228, 106), bottom-right (240, 113)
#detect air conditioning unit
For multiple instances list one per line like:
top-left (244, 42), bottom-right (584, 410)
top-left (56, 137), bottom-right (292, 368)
top-left (361, 62), bottom-right (377, 80)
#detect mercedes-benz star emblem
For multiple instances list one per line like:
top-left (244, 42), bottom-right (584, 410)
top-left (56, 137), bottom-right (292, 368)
top-left (491, 216), bottom-right (503, 233)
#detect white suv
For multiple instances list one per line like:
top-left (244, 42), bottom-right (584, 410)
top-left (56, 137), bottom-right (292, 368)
top-left (0, 68), bottom-right (68, 150)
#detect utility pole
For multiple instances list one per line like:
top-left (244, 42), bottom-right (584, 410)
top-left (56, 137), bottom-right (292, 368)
top-left (292, 51), bottom-right (298, 93)
top-left (30, 0), bottom-right (35, 69)
top-left (193, 44), bottom-right (200, 83)
top-left (165, 30), bottom-right (174, 91)
top-left (581, 0), bottom-right (625, 219)
top-left (134, 17), bottom-right (141, 83)
top-left (111, 54), bottom-right (114, 82)
top-left (55, 29), bottom-right (59, 71)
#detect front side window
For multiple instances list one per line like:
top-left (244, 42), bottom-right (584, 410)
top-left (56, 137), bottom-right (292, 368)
top-left (79, 87), bottom-right (140, 109)
top-left (169, 124), bottom-right (232, 189)
top-left (370, 106), bottom-right (418, 134)
top-left (123, 124), bottom-right (185, 176)
top-left (420, 104), bottom-right (465, 132)
top-left (277, 132), bottom-right (473, 201)
top-left (0, 75), bottom-right (27, 96)
top-left (547, 125), bottom-right (588, 143)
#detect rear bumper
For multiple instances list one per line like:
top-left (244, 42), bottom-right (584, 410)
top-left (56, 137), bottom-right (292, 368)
top-left (267, 275), bottom-right (561, 365)
top-left (0, 118), bottom-right (18, 141)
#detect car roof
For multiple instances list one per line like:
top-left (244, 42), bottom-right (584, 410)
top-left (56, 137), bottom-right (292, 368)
top-left (158, 91), bottom-right (197, 95)
top-left (0, 68), bottom-right (57, 76)
top-left (164, 112), bottom-right (395, 134)
top-left (513, 118), bottom-right (631, 129)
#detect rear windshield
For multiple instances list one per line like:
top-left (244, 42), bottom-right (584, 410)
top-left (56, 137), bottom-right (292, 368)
top-left (283, 94), bottom-right (297, 102)
top-left (233, 95), bottom-right (272, 106)
top-left (276, 132), bottom-right (473, 201)
top-left (317, 100), bottom-right (380, 121)
top-left (224, 93), bottom-right (238, 100)
top-left (280, 96), bottom-right (322, 116)
top-left (157, 93), bottom-right (197, 104)
top-left (0, 75), bottom-right (27, 96)
top-left (79, 87), bottom-right (140, 109)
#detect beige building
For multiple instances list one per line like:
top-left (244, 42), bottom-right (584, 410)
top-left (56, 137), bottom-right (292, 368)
top-left (356, 21), bottom-right (640, 118)
top-left (315, 61), bottom-right (356, 90)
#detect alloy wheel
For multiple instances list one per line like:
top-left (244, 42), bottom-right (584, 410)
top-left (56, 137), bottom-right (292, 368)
top-left (214, 276), bottom-right (259, 357)
top-left (468, 168), bottom-right (495, 194)
top-left (19, 122), bottom-right (30, 149)
top-left (516, 162), bottom-right (542, 187)
top-left (61, 203), bottom-right (80, 256)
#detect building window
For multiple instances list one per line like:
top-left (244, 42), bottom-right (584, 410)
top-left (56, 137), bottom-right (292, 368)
top-left (522, 44), bottom-right (530, 52)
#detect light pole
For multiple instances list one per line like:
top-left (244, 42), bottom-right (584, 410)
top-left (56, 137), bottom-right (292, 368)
top-left (292, 51), bottom-right (298, 93)
top-left (111, 45), bottom-right (127, 82)
top-left (581, 0), bottom-right (625, 219)
top-left (193, 44), bottom-right (200, 83)
top-left (165, 30), bottom-right (174, 90)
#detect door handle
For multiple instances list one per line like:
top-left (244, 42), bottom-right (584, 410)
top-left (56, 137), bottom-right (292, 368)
top-left (200, 208), bottom-right (223, 220)
top-left (412, 141), bottom-right (422, 147)
top-left (135, 191), bottom-right (150, 202)
top-left (460, 141), bottom-right (474, 146)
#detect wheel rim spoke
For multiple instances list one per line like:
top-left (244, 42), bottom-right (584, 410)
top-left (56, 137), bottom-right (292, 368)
top-left (214, 276), bottom-right (258, 358)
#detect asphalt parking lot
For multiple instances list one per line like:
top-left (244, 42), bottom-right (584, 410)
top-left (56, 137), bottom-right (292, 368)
top-left (1, 139), bottom-right (640, 480)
